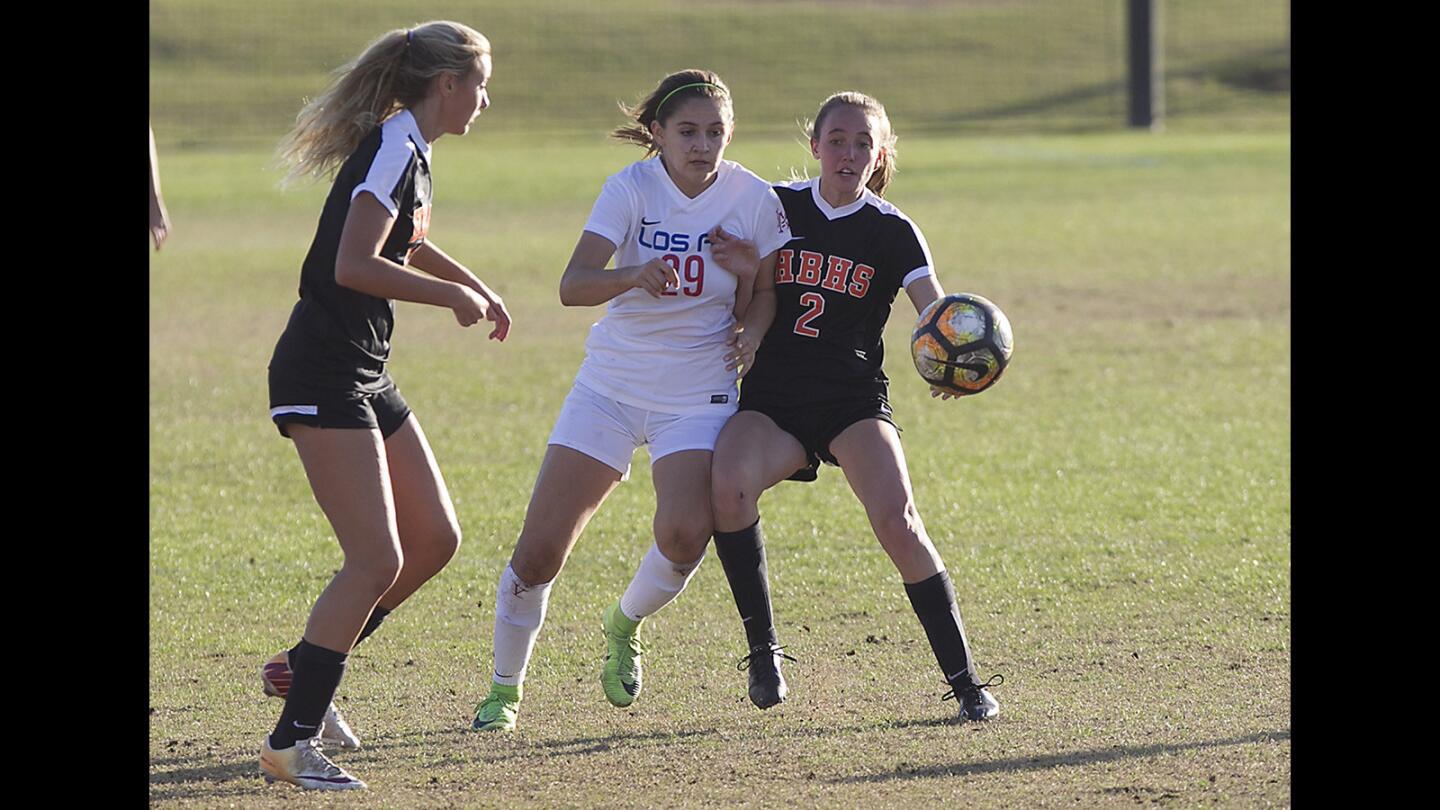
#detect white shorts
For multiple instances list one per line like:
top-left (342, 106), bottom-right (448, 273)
top-left (548, 381), bottom-right (736, 478)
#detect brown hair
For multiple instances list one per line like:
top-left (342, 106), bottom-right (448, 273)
top-left (610, 69), bottom-right (732, 157)
top-left (807, 91), bottom-right (898, 197)
top-left (277, 21), bottom-right (491, 185)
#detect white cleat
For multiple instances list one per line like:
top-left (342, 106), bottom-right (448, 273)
top-left (259, 736), bottom-right (366, 790)
top-left (320, 701), bottom-right (362, 750)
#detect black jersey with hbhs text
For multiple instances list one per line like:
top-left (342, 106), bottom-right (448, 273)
top-left (742, 178), bottom-right (934, 405)
top-left (270, 110), bottom-right (433, 392)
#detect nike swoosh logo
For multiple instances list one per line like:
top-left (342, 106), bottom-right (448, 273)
top-left (641, 218), bottom-right (661, 226)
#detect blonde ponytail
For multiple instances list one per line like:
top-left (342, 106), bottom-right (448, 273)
top-left (278, 21), bottom-right (491, 185)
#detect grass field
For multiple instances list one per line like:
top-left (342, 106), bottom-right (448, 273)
top-left (149, 0), bottom-right (1290, 147)
top-left (148, 124), bottom-right (1290, 806)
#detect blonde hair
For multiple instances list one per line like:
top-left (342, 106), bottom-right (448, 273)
top-left (806, 91), bottom-right (898, 197)
top-left (278, 21), bottom-right (491, 185)
top-left (610, 69), bottom-right (732, 157)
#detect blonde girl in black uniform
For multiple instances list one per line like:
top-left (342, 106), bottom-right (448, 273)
top-left (258, 21), bottom-right (508, 790)
top-left (710, 92), bottom-right (1002, 722)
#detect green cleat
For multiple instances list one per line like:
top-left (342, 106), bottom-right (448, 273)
top-left (600, 600), bottom-right (646, 707)
top-left (471, 683), bottom-right (522, 732)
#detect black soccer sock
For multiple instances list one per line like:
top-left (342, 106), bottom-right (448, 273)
top-left (352, 605), bottom-right (392, 648)
top-left (714, 519), bottom-right (779, 651)
top-left (904, 570), bottom-right (981, 689)
top-left (269, 640), bottom-right (348, 750)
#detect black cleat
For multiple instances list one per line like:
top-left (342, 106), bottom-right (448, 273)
top-left (942, 673), bottom-right (1004, 722)
top-left (738, 644), bottom-right (796, 709)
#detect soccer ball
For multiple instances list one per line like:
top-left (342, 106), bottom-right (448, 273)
top-left (911, 293), bottom-right (1013, 396)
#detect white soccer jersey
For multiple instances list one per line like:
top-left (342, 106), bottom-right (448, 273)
top-left (574, 158), bottom-right (792, 413)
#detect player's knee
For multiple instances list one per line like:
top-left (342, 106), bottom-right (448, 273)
top-left (510, 541), bottom-right (564, 586)
top-left (873, 502), bottom-right (926, 551)
top-left (710, 463), bottom-right (758, 523)
top-left (656, 535), bottom-right (708, 567)
top-left (346, 545), bottom-right (404, 596)
top-left (655, 512), bottom-right (713, 564)
top-left (410, 526), bottom-right (460, 579)
top-left (432, 518), bottom-right (463, 564)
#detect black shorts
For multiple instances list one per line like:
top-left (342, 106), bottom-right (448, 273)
top-left (738, 391), bottom-right (898, 482)
top-left (268, 373), bottom-right (412, 439)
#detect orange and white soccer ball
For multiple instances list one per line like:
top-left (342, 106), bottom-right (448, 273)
top-left (911, 293), bottom-right (1014, 396)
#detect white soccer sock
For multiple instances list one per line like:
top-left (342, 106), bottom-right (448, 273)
top-left (619, 543), bottom-right (705, 620)
top-left (491, 564), bottom-right (553, 687)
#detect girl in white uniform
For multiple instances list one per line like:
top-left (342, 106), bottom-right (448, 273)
top-left (471, 69), bottom-right (792, 730)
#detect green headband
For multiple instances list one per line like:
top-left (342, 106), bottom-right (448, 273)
top-left (657, 82), bottom-right (727, 115)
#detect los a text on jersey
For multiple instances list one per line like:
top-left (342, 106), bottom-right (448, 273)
top-left (639, 222), bottom-right (712, 298)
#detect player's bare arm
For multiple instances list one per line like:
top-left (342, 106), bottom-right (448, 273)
top-left (725, 250), bottom-right (778, 375)
top-left (559, 230), bottom-right (679, 305)
top-left (905, 273), bottom-right (944, 315)
top-left (149, 126), bottom-right (171, 250)
top-left (708, 226), bottom-right (764, 318)
top-left (902, 274), bottom-right (959, 400)
top-left (409, 241), bottom-right (512, 340)
top-left (334, 192), bottom-right (491, 326)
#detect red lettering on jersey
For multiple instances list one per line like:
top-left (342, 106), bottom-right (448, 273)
top-left (821, 255), bottom-right (854, 292)
top-left (796, 250), bottom-right (824, 286)
top-left (793, 292), bottom-right (824, 337)
top-left (849, 263), bottom-right (874, 298)
top-left (775, 249), bottom-right (796, 284)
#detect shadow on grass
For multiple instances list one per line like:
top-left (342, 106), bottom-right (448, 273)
top-left (922, 44), bottom-right (1289, 128)
top-left (362, 724), bottom-right (722, 757)
top-left (285, 714), bottom-right (983, 762)
top-left (149, 758), bottom-right (264, 799)
top-left (531, 725), bottom-right (717, 755)
top-left (828, 728), bottom-right (1291, 784)
top-left (348, 713), bottom-right (990, 766)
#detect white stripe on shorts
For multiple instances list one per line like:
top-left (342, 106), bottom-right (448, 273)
top-left (270, 405), bottom-right (319, 417)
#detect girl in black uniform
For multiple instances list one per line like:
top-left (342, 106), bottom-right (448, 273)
top-left (710, 92), bottom-right (1002, 722)
top-left (258, 21), bottom-right (508, 791)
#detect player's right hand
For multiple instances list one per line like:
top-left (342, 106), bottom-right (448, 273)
top-left (708, 226), bottom-right (759, 280)
top-left (627, 258), bottom-right (679, 298)
top-left (485, 294), bottom-right (512, 341)
top-left (451, 285), bottom-right (491, 327)
top-left (724, 323), bottom-right (758, 376)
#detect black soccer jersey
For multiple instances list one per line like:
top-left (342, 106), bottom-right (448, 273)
top-left (743, 179), bottom-right (935, 404)
top-left (270, 110), bottom-right (433, 392)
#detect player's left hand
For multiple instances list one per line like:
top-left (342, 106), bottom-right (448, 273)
top-left (725, 323), bottom-right (759, 376)
top-left (486, 294), bottom-right (512, 341)
top-left (150, 205), bottom-right (170, 251)
top-left (708, 226), bottom-right (759, 280)
top-left (930, 385), bottom-right (961, 401)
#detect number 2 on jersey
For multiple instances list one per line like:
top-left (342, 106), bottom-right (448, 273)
top-left (659, 254), bottom-right (704, 297)
top-left (793, 292), bottom-right (824, 337)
